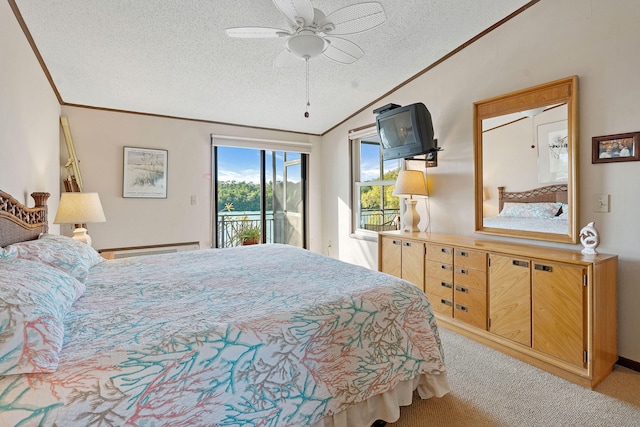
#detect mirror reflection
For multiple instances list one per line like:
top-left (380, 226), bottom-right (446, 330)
top-left (474, 77), bottom-right (578, 243)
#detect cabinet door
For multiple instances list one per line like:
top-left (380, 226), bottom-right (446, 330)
top-left (402, 240), bottom-right (425, 291)
top-left (532, 261), bottom-right (586, 367)
top-left (489, 254), bottom-right (531, 346)
top-left (380, 236), bottom-right (402, 278)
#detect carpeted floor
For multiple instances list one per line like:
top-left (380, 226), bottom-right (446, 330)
top-left (388, 327), bottom-right (640, 427)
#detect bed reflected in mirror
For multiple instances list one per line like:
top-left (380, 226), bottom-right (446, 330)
top-left (473, 77), bottom-right (579, 244)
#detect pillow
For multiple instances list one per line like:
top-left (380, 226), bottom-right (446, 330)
top-left (8, 234), bottom-right (104, 283)
top-left (499, 202), bottom-right (561, 219)
top-left (0, 258), bottom-right (85, 375)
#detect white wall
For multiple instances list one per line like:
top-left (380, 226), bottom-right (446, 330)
top-left (321, 0), bottom-right (640, 362)
top-left (0, 1), bottom-right (61, 228)
top-left (59, 106), bottom-right (323, 251)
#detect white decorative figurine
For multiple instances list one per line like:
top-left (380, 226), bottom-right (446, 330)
top-left (579, 221), bottom-right (600, 255)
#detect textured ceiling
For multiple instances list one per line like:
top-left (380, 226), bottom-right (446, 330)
top-left (13, 0), bottom-right (533, 135)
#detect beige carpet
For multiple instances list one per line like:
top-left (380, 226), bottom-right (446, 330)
top-left (389, 327), bottom-right (640, 427)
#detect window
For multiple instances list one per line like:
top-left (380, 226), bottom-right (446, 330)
top-left (351, 128), bottom-right (402, 237)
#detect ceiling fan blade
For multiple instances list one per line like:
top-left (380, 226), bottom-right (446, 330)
top-left (225, 27), bottom-right (290, 38)
top-left (321, 2), bottom-right (386, 35)
top-left (274, 49), bottom-right (304, 68)
top-left (323, 37), bottom-right (364, 64)
top-left (272, 0), bottom-right (314, 27)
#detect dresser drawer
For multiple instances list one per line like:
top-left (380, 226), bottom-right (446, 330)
top-left (454, 302), bottom-right (486, 330)
top-left (454, 249), bottom-right (487, 271)
top-left (430, 296), bottom-right (453, 317)
top-left (454, 285), bottom-right (486, 309)
top-left (425, 277), bottom-right (454, 299)
top-left (426, 260), bottom-right (454, 282)
top-left (454, 266), bottom-right (487, 291)
top-left (426, 244), bottom-right (453, 264)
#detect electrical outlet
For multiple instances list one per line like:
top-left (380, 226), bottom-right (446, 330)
top-left (593, 194), bottom-right (609, 213)
top-left (191, 195), bottom-right (198, 205)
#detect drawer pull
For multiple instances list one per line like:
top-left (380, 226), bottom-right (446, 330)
top-left (456, 250), bottom-right (468, 257)
top-left (441, 299), bottom-right (453, 306)
top-left (512, 260), bottom-right (529, 268)
top-left (455, 285), bottom-right (468, 293)
top-left (456, 268), bottom-right (468, 275)
top-left (440, 247), bottom-right (452, 254)
top-left (455, 303), bottom-right (468, 312)
top-left (440, 264), bottom-right (452, 271)
top-left (534, 264), bottom-right (553, 272)
top-left (403, 241), bottom-right (411, 247)
top-left (392, 240), bottom-right (401, 246)
top-left (441, 281), bottom-right (453, 289)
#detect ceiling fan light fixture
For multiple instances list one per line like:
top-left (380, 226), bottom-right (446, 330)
top-left (286, 32), bottom-right (327, 59)
top-left (521, 107), bottom-right (546, 118)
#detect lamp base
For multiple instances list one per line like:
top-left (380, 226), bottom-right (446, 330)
top-left (72, 227), bottom-right (92, 246)
top-left (400, 199), bottom-right (420, 232)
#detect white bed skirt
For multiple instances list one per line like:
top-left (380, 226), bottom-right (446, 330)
top-left (312, 373), bottom-right (451, 427)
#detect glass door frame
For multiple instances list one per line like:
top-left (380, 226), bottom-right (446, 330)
top-left (211, 144), bottom-right (308, 249)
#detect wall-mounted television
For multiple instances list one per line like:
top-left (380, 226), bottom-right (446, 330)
top-left (374, 103), bottom-right (436, 161)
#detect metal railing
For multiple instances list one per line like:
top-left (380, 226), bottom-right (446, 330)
top-left (217, 209), bottom-right (398, 247)
top-left (360, 209), bottom-right (400, 231)
top-left (217, 213), bottom-right (275, 248)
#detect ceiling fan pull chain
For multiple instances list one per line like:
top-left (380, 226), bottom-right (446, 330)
top-left (305, 57), bottom-right (310, 118)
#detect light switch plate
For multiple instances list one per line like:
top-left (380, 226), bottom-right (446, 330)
top-left (593, 194), bottom-right (609, 213)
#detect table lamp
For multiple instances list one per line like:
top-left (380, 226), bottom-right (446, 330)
top-left (54, 192), bottom-right (106, 246)
top-left (392, 170), bottom-right (428, 232)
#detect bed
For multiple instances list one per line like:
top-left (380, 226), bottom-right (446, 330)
top-left (482, 184), bottom-right (569, 234)
top-left (0, 190), bottom-right (450, 426)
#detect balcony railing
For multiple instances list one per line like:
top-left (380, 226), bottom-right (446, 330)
top-left (217, 209), bottom-right (399, 248)
top-left (217, 213), bottom-right (275, 248)
top-left (360, 209), bottom-right (400, 231)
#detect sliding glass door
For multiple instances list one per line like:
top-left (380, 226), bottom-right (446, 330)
top-left (213, 146), bottom-right (306, 248)
top-left (269, 152), bottom-right (304, 248)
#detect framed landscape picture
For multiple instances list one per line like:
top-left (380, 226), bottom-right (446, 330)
top-left (123, 147), bottom-right (168, 198)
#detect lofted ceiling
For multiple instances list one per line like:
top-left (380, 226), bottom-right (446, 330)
top-left (11, 0), bottom-right (534, 135)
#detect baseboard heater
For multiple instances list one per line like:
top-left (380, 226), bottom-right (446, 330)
top-left (99, 241), bottom-right (200, 260)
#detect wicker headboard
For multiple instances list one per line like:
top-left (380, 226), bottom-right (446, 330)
top-left (498, 184), bottom-right (568, 213)
top-left (0, 190), bottom-right (50, 247)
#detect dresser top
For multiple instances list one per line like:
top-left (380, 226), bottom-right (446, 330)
top-left (379, 231), bottom-right (617, 266)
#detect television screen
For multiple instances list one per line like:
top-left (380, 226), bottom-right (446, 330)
top-left (375, 103), bottom-right (435, 160)
top-left (378, 111), bottom-right (416, 149)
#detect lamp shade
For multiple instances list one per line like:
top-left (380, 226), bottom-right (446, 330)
top-left (392, 170), bottom-right (428, 198)
top-left (54, 192), bottom-right (106, 224)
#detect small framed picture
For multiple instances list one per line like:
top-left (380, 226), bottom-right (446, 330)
top-left (123, 147), bottom-right (168, 198)
top-left (592, 132), bottom-right (640, 164)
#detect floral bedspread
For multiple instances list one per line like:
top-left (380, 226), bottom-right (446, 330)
top-left (0, 244), bottom-right (447, 426)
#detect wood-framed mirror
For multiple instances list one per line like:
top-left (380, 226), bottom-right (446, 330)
top-left (474, 76), bottom-right (579, 244)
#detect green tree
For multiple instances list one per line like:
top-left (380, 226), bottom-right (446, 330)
top-left (217, 180), bottom-right (275, 212)
top-left (217, 181), bottom-right (261, 211)
top-left (360, 169), bottom-right (401, 210)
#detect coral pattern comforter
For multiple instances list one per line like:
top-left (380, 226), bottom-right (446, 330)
top-left (0, 244), bottom-right (447, 426)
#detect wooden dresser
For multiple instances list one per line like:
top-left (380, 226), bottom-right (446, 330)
top-left (378, 231), bottom-right (618, 389)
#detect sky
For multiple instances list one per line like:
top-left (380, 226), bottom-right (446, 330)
top-left (216, 146), bottom-right (295, 184)
top-left (216, 143), bottom-right (394, 184)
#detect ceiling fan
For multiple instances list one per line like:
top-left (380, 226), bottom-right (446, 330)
top-left (225, 0), bottom-right (386, 68)
top-left (225, 0), bottom-right (385, 117)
